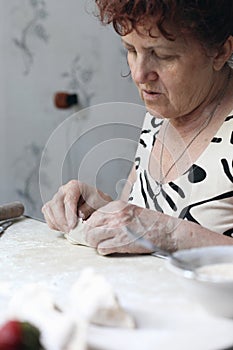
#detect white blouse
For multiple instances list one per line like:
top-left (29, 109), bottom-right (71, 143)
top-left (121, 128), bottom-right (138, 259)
top-left (129, 112), bottom-right (233, 237)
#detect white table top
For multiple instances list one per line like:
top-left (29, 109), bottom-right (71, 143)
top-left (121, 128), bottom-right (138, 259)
top-left (0, 217), bottom-right (233, 350)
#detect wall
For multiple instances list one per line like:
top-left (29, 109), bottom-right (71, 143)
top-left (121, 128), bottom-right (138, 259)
top-left (0, 0), bottom-right (145, 219)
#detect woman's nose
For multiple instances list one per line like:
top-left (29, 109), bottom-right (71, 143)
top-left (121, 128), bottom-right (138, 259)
top-left (131, 58), bottom-right (158, 84)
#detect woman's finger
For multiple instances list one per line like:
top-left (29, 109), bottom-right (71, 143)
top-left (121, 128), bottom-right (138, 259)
top-left (42, 214), bottom-right (57, 231)
top-left (48, 196), bottom-right (69, 232)
top-left (42, 203), bottom-right (61, 231)
top-left (63, 181), bottom-right (83, 230)
top-left (97, 229), bottom-right (153, 256)
top-left (97, 236), bottom-right (131, 255)
top-left (97, 238), bottom-right (118, 255)
top-left (84, 225), bottom-right (116, 248)
top-left (64, 197), bottom-right (79, 231)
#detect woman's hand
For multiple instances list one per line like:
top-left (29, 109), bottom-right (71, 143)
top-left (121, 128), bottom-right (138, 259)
top-left (42, 180), bottom-right (112, 233)
top-left (83, 200), bottom-right (233, 255)
top-left (83, 200), bottom-right (176, 255)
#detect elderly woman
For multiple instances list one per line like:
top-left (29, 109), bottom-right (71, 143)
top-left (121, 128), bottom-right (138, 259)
top-left (42, 0), bottom-right (233, 255)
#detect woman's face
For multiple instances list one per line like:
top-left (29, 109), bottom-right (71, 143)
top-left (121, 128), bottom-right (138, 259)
top-left (122, 24), bottom-right (217, 119)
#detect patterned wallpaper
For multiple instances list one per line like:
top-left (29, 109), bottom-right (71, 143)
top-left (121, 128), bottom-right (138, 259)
top-left (13, 0), bottom-right (49, 75)
top-left (1, 0), bottom-right (143, 219)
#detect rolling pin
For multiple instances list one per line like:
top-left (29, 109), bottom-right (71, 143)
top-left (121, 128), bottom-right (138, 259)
top-left (0, 202), bottom-right (25, 221)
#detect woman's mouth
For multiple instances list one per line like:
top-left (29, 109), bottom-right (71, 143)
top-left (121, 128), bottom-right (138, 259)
top-left (141, 89), bottom-right (161, 100)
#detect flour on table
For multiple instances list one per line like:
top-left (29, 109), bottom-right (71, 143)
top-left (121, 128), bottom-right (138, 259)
top-left (65, 219), bottom-right (90, 246)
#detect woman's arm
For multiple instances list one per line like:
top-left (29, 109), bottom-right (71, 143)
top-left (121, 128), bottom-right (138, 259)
top-left (173, 217), bottom-right (233, 250)
top-left (82, 200), bottom-right (233, 255)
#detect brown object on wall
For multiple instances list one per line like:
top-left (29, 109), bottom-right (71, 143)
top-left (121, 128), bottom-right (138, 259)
top-left (54, 92), bottom-right (78, 109)
top-left (0, 202), bottom-right (25, 221)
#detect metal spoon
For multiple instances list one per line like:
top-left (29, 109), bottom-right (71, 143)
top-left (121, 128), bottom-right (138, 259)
top-left (125, 226), bottom-right (195, 272)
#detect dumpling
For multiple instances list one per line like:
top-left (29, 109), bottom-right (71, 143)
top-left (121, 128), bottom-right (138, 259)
top-left (65, 219), bottom-right (90, 246)
top-left (68, 268), bottom-right (136, 329)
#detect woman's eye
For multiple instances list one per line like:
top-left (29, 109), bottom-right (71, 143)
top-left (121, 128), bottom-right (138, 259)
top-left (152, 51), bottom-right (174, 61)
top-left (158, 55), bottom-right (174, 60)
top-left (127, 48), bottom-right (137, 54)
top-left (123, 45), bottom-right (137, 55)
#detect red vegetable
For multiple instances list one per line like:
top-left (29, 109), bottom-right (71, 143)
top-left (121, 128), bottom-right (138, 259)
top-left (0, 320), bottom-right (43, 350)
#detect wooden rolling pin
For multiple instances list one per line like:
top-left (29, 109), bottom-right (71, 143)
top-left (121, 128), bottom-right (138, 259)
top-left (0, 202), bottom-right (25, 221)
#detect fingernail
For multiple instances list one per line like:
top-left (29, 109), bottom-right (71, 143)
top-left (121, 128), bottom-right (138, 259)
top-left (78, 210), bottom-right (85, 219)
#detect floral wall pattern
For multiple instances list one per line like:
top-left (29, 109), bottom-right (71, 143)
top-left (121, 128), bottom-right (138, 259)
top-left (1, 0), bottom-right (143, 219)
top-left (13, 0), bottom-right (49, 75)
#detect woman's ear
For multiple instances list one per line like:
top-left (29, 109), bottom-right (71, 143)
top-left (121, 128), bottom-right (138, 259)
top-left (213, 35), bottom-right (233, 71)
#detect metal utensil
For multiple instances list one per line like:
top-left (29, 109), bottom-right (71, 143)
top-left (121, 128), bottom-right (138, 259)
top-left (125, 226), bottom-right (195, 272)
top-left (0, 220), bottom-right (13, 237)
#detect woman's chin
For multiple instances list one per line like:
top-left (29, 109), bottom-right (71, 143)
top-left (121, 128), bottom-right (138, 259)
top-left (145, 106), bottom-right (165, 119)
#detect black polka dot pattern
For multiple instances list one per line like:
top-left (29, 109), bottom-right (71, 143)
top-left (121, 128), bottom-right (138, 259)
top-left (129, 113), bottom-right (233, 237)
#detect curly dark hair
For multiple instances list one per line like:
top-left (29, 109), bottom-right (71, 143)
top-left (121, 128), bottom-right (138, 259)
top-left (95, 0), bottom-right (233, 49)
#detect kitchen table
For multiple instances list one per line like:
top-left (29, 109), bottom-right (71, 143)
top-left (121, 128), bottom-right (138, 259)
top-left (0, 217), bottom-right (233, 350)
